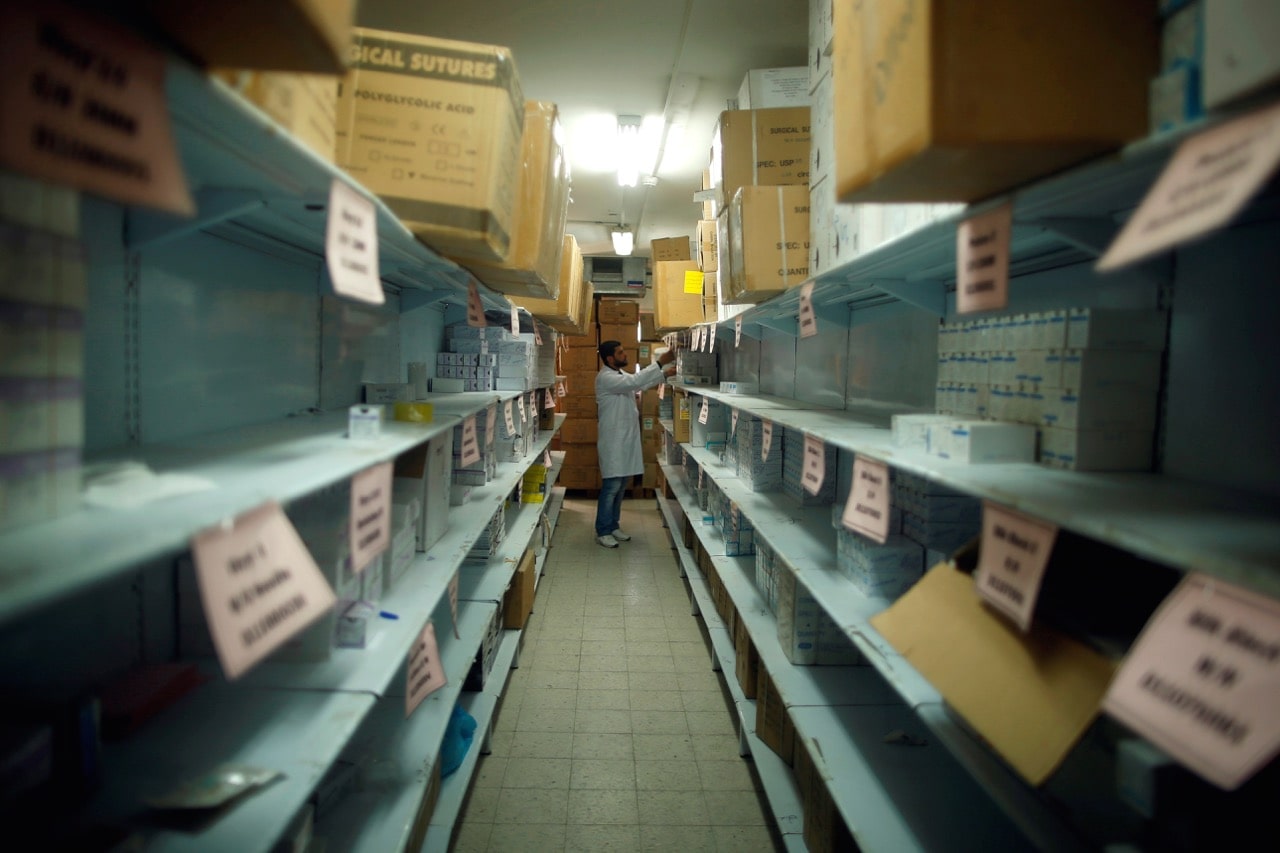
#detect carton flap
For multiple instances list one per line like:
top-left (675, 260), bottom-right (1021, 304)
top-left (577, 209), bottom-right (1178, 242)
top-left (869, 563), bottom-right (1116, 785)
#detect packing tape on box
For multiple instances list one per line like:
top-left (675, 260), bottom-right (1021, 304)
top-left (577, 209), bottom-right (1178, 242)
top-left (393, 402), bottom-right (435, 423)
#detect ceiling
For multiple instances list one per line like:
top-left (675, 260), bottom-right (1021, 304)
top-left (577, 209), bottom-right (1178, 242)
top-left (357, 0), bottom-right (808, 260)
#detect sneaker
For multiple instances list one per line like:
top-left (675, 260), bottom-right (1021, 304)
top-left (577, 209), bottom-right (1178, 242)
top-left (611, 529), bottom-right (632, 542)
top-left (596, 534), bottom-right (619, 548)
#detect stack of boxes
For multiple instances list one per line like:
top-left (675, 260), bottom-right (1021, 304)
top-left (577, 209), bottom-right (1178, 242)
top-left (736, 417), bottom-right (782, 492)
top-left (512, 235), bottom-right (592, 334)
top-left (689, 396), bottom-right (728, 452)
top-left (452, 409), bottom-right (495, 497)
top-left (464, 605), bottom-right (502, 690)
top-left (651, 234), bottom-right (708, 332)
top-left (719, 500), bottom-right (755, 557)
top-left (836, 526), bottom-right (924, 602)
top-left (757, 537), bottom-right (863, 665)
top-left (894, 472), bottom-right (981, 567)
top-left (556, 327), bottom-right (601, 490)
top-left (0, 172), bottom-right (85, 531)
top-left (466, 502), bottom-right (507, 564)
top-left (521, 462), bottom-right (548, 504)
top-left (1150, 0), bottom-right (1205, 134)
top-left (781, 428), bottom-right (835, 505)
top-left (677, 350), bottom-right (718, 386)
top-left (639, 385), bottom-right (661, 491)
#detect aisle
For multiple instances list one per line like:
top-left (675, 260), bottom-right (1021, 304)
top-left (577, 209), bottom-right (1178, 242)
top-left (452, 498), bottom-right (783, 852)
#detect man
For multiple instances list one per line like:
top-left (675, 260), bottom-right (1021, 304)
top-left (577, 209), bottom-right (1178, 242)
top-left (594, 340), bottom-right (677, 548)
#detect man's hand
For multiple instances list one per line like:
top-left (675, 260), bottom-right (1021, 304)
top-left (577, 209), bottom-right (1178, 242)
top-left (663, 364), bottom-right (677, 378)
top-left (657, 345), bottom-right (678, 367)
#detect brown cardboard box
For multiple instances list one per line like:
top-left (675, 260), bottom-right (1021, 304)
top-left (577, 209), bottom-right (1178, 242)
top-left (643, 462), bottom-right (659, 489)
top-left (559, 466), bottom-right (601, 489)
top-left (639, 313), bottom-right (659, 342)
top-left (463, 102), bottom-right (569, 298)
top-left (674, 390), bottom-right (691, 443)
top-left (641, 435), bottom-right (659, 463)
top-left (656, 465), bottom-right (667, 494)
top-left (835, 0), bottom-right (1155, 203)
top-left (538, 404), bottom-right (556, 431)
top-left (726, 186), bottom-right (810, 304)
top-left (711, 108), bottom-right (811, 209)
top-left (755, 661), bottom-right (796, 765)
top-left (562, 347), bottom-right (601, 373)
top-left (597, 299), bottom-right (640, 325)
top-left (654, 261), bottom-right (706, 331)
top-left (405, 759), bottom-right (442, 852)
top-left (514, 236), bottom-right (586, 332)
top-left (701, 168), bottom-right (716, 219)
top-left (640, 389), bottom-right (659, 416)
top-left (696, 218), bottom-right (718, 272)
top-left (338, 29), bottom-right (524, 263)
top-left (564, 329), bottom-right (599, 348)
top-left (561, 419), bottom-right (598, 444)
top-left (503, 548), bottom-right (537, 629)
top-left (217, 71), bottom-right (337, 163)
top-left (598, 323), bottom-right (639, 347)
top-left (650, 236), bottom-right (692, 261)
top-left (800, 740), bottom-right (855, 853)
top-left (558, 396), bottom-right (597, 419)
top-left (563, 370), bottom-right (599, 396)
top-left (561, 442), bottom-right (599, 470)
top-left (734, 618), bottom-right (759, 699)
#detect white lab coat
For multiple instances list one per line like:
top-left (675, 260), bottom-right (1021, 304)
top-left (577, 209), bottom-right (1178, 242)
top-left (595, 363), bottom-right (666, 479)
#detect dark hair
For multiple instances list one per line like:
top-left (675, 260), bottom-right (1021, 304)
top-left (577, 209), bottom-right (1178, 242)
top-left (598, 340), bottom-right (622, 362)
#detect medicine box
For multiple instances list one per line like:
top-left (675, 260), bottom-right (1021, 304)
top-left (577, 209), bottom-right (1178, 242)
top-left (1039, 426), bottom-right (1154, 472)
top-left (1041, 388), bottom-right (1158, 432)
top-left (926, 420), bottom-right (1036, 464)
top-left (1067, 308), bottom-right (1168, 351)
top-left (776, 561), bottom-right (822, 665)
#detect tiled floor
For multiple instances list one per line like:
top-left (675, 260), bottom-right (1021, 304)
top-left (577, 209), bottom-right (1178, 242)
top-left (451, 497), bottom-right (783, 852)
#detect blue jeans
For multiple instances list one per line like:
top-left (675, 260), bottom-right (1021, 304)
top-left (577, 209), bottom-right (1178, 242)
top-left (596, 476), bottom-right (628, 537)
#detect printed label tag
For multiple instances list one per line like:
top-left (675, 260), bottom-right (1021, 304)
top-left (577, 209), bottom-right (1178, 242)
top-left (460, 415), bottom-right (481, 466)
top-left (799, 281), bottom-right (818, 338)
top-left (503, 400), bottom-right (516, 435)
top-left (467, 280), bottom-right (485, 328)
top-left (957, 203), bottom-right (1013, 314)
top-left (534, 323), bottom-right (542, 345)
top-left (543, 448), bottom-right (552, 468)
top-left (730, 409), bottom-right (739, 438)
top-left (326, 179), bottom-right (383, 305)
top-left (709, 325), bottom-right (717, 353)
top-left (349, 462), bottom-right (392, 574)
top-left (658, 383), bottom-right (665, 400)
top-left (510, 299), bottom-right (519, 336)
top-left (485, 405), bottom-right (497, 446)
top-left (557, 381), bottom-right (566, 398)
top-left (406, 621), bottom-right (446, 717)
top-left (802, 434), bottom-right (825, 495)
top-left (698, 397), bottom-right (710, 425)
top-left (448, 573), bottom-right (459, 639)
top-left (761, 420), bottom-right (773, 461)
top-left (191, 502), bottom-right (337, 681)
top-left (544, 389), bottom-right (556, 410)
top-left (1100, 102), bottom-right (1280, 271)
top-left (517, 394), bottom-right (527, 424)
top-left (735, 316), bottom-right (743, 348)
top-left (842, 457), bottom-right (890, 544)
top-left (975, 502), bottom-right (1057, 631)
top-left (1104, 574), bottom-right (1280, 791)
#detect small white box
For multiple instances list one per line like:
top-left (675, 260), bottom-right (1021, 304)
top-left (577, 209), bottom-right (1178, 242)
top-left (1039, 426), bottom-right (1154, 471)
top-left (719, 381), bottom-right (760, 395)
top-left (892, 413), bottom-right (953, 450)
top-left (1203, 0), bottom-right (1280, 109)
top-left (927, 420), bottom-right (1036, 464)
top-left (1059, 349), bottom-right (1163, 393)
top-left (738, 67), bottom-right (810, 110)
top-left (1041, 387), bottom-right (1159, 432)
top-left (1067, 308), bottom-right (1168, 351)
top-left (776, 562), bottom-right (822, 665)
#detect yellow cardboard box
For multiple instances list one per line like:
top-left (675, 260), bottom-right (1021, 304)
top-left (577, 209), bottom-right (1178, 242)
top-left (514, 235), bottom-right (584, 332)
top-left (654, 260), bottom-right (706, 331)
top-left (726, 186), bottom-right (810, 304)
top-left (650, 236), bottom-right (692, 261)
top-left (217, 71), bottom-right (337, 163)
top-left (711, 107), bottom-right (811, 209)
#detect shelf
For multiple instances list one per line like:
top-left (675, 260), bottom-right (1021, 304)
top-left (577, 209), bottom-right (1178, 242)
top-left (79, 682), bottom-right (375, 853)
top-left (0, 410), bottom-right (473, 627)
top-left (685, 388), bottom-right (1280, 599)
top-left (311, 600), bottom-right (500, 853)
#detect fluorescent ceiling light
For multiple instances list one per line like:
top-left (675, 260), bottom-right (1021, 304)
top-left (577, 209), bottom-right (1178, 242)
top-left (616, 115), bottom-right (642, 187)
top-left (611, 228), bottom-right (634, 256)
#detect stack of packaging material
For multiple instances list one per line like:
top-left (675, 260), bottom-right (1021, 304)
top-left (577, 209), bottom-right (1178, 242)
top-left (782, 428), bottom-right (836, 505)
top-left (0, 171), bottom-right (84, 532)
top-left (663, 428), bottom-right (682, 467)
top-left (721, 500), bottom-right (755, 557)
top-left (736, 417), bottom-right (782, 492)
top-left (690, 397), bottom-right (728, 451)
top-left (495, 398), bottom-right (524, 463)
top-left (653, 259), bottom-right (707, 332)
top-left (513, 234), bottom-right (588, 334)
top-left (438, 325), bottom-right (511, 392)
top-left (775, 558), bottom-right (865, 665)
top-left (677, 350), bottom-right (718, 386)
top-left (755, 540), bottom-right (779, 613)
top-left (893, 472), bottom-right (980, 565)
top-left (640, 385), bottom-right (661, 490)
top-left (536, 325), bottom-right (558, 386)
top-left (521, 462), bottom-right (548, 503)
top-left (452, 415), bottom-right (492, 489)
top-left (495, 334), bottom-right (538, 393)
top-left (466, 502), bottom-right (507, 564)
top-left (554, 312), bottom-right (600, 492)
top-left (836, 526), bottom-right (925, 601)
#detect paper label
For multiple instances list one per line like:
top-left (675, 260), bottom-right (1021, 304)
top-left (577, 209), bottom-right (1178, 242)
top-left (534, 323), bottom-right (542, 345)
top-left (730, 409), bottom-right (739, 438)
top-left (684, 269), bottom-right (705, 294)
top-left (698, 397), bottom-right (710, 425)
top-left (325, 180), bottom-right (383, 305)
top-left (957, 203), bottom-right (1013, 314)
top-left (460, 415), bottom-right (481, 466)
top-left (467, 280), bottom-right (485, 328)
top-left (698, 467), bottom-right (704, 489)
top-left (801, 434), bottom-right (825, 495)
top-left (557, 381), bottom-right (566, 398)
top-left (485, 405), bottom-right (497, 449)
top-left (448, 573), bottom-right (460, 639)
top-left (1103, 574), bottom-right (1280, 790)
top-left (797, 281), bottom-right (818, 338)
top-left (761, 420), bottom-right (773, 461)
top-left (544, 389), bottom-right (556, 410)
top-left (518, 394), bottom-right (527, 424)
top-left (406, 621), bottom-right (446, 717)
top-left (735, 316), bottom-right (743, 348)
top-left (349, 462), bottom-right (392, 574)
top-left (658, 383), bottom-right (665, 400)
top-left (842, 457), bottom-right (890, 544)
top-left (503, 400), bottom-right (516, 435)
top-left (975, 503), bottom-right (1057, 631)
top-left (0, 2), bottom-right (194, 215)
top-left (1099, 102), bottom-right (1280, 271)
top-left (543, 448), bottom-right (552, 468)
top-left (510, 299), bottom-right (520, 336)
top-left (190, 502), bottom-right (338, 681)
top-left (691, 326), bottom-right (701, 352)
top-left (709, 324), bottom-right (717, 353)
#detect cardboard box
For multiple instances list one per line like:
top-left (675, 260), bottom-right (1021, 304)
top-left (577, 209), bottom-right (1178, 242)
top-left (559, 466), bottom-right (601, 489)
top-left (642, 462), bottom-right (660, 488)
top-left (597, 299), bottom-right (640, 325)
top-left (564, 328), bottom-right (599, 347)
top-left (673, 390), bottom-right (692, 443)
top-left (561, 346), bottom-right (601, 373)
top-left (1203, 0), bottom-right (1280, 108)
top-left (734, 619), bottom-right (760, 699)
top-left (809, 0), bottom-right (835, 89)
top-left (338, 29), bottom-right (525, 262)
top-left (503, 548), bottom-right (536, 629)
top-left (696, 219), bottom-right (718, 272)
top-left (216, 71), bottom-right (337, 163)
top-left (834, 1), bottom-right (1156, 202)
top-left (561, 418), bottom-right (598, 444)
top-left (654, 261), bottom-right (706, 331)
top-left (650, 236), bottom-right (692, 261)
top-left (754, 661), bottom-right (795, 765)
top-left (558, 395), bottom-right (597, 419)
top-left (598, 323), bottom-right (640, 347)
top-left (405, 760), bottom-right (442, 853)
top-left (726, 186), bottom-right (810, 304)
top-left (639, 312), bottom-right (659, 341)
top-left (1039, 426), bottom-right (1153, 472)
top-left (563, 370), bottom-right (599, 396)
top-left (737, 67), bottom-right (810, 110)
top-left (514, 235), bottom-right (586, 332)
top-left (561, 442), bottom-right (598, 470)
top-left (801, 743), bottom-right (855, 853)
top-left (640, 389), bottom-right (659, 416)
top-left (463, 101), bottom-right (569, 298)
top-left (711, 107), bottom-right (811, 209)
top-left (393, 429), bottom-right (454, 553)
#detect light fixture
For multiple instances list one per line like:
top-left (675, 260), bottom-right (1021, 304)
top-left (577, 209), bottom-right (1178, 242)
top-left (616, 115), bottom-right (642, 187)
top-left (611, 227), bottom-right (634, 256)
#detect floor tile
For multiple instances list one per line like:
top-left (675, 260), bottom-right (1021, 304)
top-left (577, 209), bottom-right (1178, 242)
top-left (516, 706), bottom-right (576, 733)
top-left (580, 653), bottom-right (629, 672)
top-left (492, 787), bottom-right (568, 824)
top-left (574, 708), bottom-right (632, 733)
top-left (628, 671), bottom-right (679, 692)
top-left (565, 823), bottom-right (642, 852)
top-left (472, 755), bottom-right (507, 788)
top-left (628, 654), bottom-right (677, 672)
top-left (583, 614), bottom-right (626, 629)
top-left (485, 728), bottom-right (514, 757)
top-left (637, 789), bottom-right (710, 826)
top-left (677, 671), bottom-right (722, 692)
top-left (584, 636), bottom-right (628, 655)
top-left (502, 756), bottom-right (571, 789)
top-left (526, 652), bottom-right (581, 672)
top-left (486, 822), bottom-right (566, 850)
top-left (703, 789), bottom-right (770, 825)
top-left (578, 688), bottom-right (631, 710)
top-left (669, 640), bottom-right (709, 659)
top-left (628, 689), bottom-right (683, 711)
top-left (692, 733), bottom-right (743, 762)
top-left (635, 759), bottom-right (701, 790)
top-left (631, 709), bottom-right (689, 735)
top-left (518, 669), bottom-right (580, 690)
top-left (641, 824), bottom-right (717, 852)
top-left (680, 690), bottom-right (729, 713)
top-left (460, 785), bottom-right (501, 823)
top-left (567, 787), bottom-right (639, 825)
top-left (713, 824), bottom-right (781, 851)
top-left (570, 758), bottom-right (637, 790)
top-left (697, 759), bottom-right (757, 791)
top-left (632, 733), bottom-right (695, 761)
top-left (520, 688), bottom-right (577, 710)
top-left (583, 669), bottom-right (629, 690)
top-left (572, 732), bottom-right (634, 760)
top-left (687, 710), bottom-right (737, 736)
top-left (534, 638), bottom-right (584, 658)
top-left (507, 731), bottom-right (574, 759)
top-left (625, 640), bottom-right (672, 656)
top-left (450, 820), bottom-right (492, 853)
top-left (672, 654), bottom-right (712, 673)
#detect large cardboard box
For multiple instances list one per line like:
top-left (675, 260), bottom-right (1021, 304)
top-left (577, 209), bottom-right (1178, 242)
top-left (463, 102), bottom-right (569, 298)
top-left (217, 71), bottom-right (337, 163)
top-left (639, 312), bottom-right (659, 342)
top-left (503, 548), bottom-right (536, 629)
top-left (597, 299), bottom-right (640, 325)
top-left (558, 395), bottom-right (597, 419)
top-left (514, 235), bottom-right (585, 332)
top-left (642, 462), bottom-right (660, 488)
top-left (338, 29), bottom-right (525, 262)
top-left (754, 661), bottom-right (795, 765)
top-left (654, 261), bottom-right (706, 331)
top-left (650, 236), bottom-right (692, 261)
top-left (563, 370), bottom-right (599, 397)
top-left (734, 618), bottom-right (760, 699)
top-left (711, 108), bottom-right (811, 209)
top-left (561, 418), bottom-right (598, 444)
top-left (696, 219), bottom-right (718, 273)
top-left (559, 466), bottom-right (601, 489)
top-left (737, 67), bottom-right (810, 110)
top-left (726, 186), bottom-right (810, 304)
top-left (640, 389), bottom-right (659, 416)
top-left (561, 347), bottom-right (601, 373)
top-left (561, 442), bottom-right (599, 470)
top-left (834, 1), bottom-right (1156, 203)
top-left (598, 323), bottom-right (639, 347)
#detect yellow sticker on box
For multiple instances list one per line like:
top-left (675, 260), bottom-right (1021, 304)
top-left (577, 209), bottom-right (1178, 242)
top-left (684, 270), bottom-right (705, 294)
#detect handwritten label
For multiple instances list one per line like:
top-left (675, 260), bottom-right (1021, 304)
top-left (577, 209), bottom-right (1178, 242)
top-left (544, 389), bottom-right (556, 410)
top-left (802, 434), bottom-right (825, 495)
top-left (349, 462), bottom-right (392, 574)
top-left (658, 382), bottom-right (665, 400)
top-left (190, 502), bottom-right (337, 681)
top-left (698, 467), bottom-right (704, 489)
top-left (709, 324), bottom-right (717, 353)
top-left (735, 316), bottom-right (743, 348)
top-left (975, 503), bottom-right (1057, 631)
top-left (1103, 574), bottom-right (1280, 790)
top-left (761, 420), bottom-right (773, 461)
top-left (406, 621), bottom-right (446, 717)
top-left (957, 203), bottom-right (1012, 314)
top-left (730, 409), bottom-right (739, 438)
top-left (0, 2), bottom-right (193, 215)
top-left (485, 405), bottom-right (497, 450)
top-left (1100, 102), bottom-right (1280, 271)
top-left (527, 393), bottom-right (536, 422)
top-left (698, 397), bottom-right (710, 425)
top-left (684, 269), bottom-right (704, 294)
top-left (557, 381), bottom-right (566, 398)
top-left (510, 299), bottom-right (520, 336)
top-left (534, 323), bottom-right (542, 345)
top-left (797, 281), bottom-right (818, 338)
top-left (517, 394), bottom-right (527, 424)
top-left (543, 448), bottom-right (552, 468)
top-left (467, 280), bottom-right (485, 327)
top-left (460, 415), bottom-right (481, 466)
top-left (325, 179), bottom-right (382, 305)
top-left (842, 457), bottom-right (890, 544)
top-left (503, 400), bottom-right (516, 435)
top-left (448, 573), bottom-right (460, 639)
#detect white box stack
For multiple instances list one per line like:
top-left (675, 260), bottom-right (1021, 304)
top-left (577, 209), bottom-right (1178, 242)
top-left (836, 527), bottom-right (925, 601)
top-left (466, 502), bottom-right (507, 564)
top-left (736, 416), bottom-right (782, 492)
top-left (495, 334), bottom-right (537, 392)
top-left (781, 427), bottom-right (835, 505)
top-left (719, 499), bottom-right (755, 557)
top-left (690, 396), bottom-right (728, 449)
top-left (775, 559), bottom-right (822, 665)
top-left (893, 471), bottom-right (981, 555)
top-left (677, 350), bottom-right (718, 385)
top-left (755, 539), bottom-right (779, 613)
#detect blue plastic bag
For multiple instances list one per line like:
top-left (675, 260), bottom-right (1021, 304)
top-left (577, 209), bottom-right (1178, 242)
top-left (439, 704), bottom-right (477, 777)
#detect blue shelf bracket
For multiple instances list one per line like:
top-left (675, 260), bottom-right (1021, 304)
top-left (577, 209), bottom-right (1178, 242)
top-left (867, 279), bottom-right (947, 316)
top-left (1036, 217), bottom-right (1119, 258)
top-left (757, 315), bottom-right (799, 337)
top-left (125, 189), bottom-right (264, 251)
